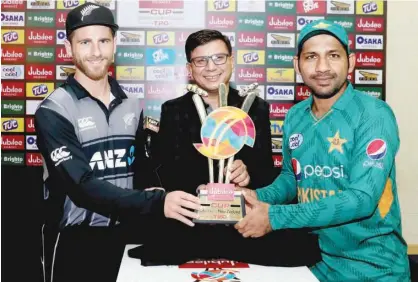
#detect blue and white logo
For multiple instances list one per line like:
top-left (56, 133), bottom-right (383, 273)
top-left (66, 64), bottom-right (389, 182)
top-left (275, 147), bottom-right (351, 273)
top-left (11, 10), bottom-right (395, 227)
top-left (146, 48), bottom-right (176, 65)
top-left (127, 145), bottom-right (135, 165)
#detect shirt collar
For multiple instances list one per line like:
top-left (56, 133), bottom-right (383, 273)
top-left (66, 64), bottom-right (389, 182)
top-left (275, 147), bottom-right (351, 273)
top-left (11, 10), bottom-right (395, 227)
top-left (64, 74), bottom-right (127, 100)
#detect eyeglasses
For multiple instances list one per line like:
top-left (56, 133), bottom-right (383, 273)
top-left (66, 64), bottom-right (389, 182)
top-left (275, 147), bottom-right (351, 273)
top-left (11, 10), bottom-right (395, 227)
top-left (190, 53), bottom-right (230, 67)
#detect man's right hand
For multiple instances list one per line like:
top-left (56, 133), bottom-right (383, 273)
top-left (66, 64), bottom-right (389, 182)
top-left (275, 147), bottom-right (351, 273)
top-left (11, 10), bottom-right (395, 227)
top-left (234, 187), bottom-right (257, 214)
top-left (164, 191), bottom-right (201, 227)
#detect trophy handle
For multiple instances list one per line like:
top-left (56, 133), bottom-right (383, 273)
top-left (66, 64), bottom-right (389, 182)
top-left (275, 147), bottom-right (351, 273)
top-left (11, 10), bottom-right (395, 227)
top-left (218, 83), bottom-right (228, 108)
top-left (192, 94), bottom-right (214, 183)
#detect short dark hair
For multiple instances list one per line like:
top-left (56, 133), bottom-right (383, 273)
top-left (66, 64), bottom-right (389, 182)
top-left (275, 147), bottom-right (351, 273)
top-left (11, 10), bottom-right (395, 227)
top-left (185, 29), bottom-right (232, 63)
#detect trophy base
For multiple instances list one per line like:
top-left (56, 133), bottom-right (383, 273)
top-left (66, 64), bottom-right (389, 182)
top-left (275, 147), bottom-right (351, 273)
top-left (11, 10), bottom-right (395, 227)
top-left (193, 188), bottom-right (246, 225)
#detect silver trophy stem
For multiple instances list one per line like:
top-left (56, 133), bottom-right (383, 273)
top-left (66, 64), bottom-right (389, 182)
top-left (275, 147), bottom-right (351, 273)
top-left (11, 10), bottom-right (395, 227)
top-left (192, 93), bottom-right (214, 183)
top-left (218, 83), bottom-right (228, 108)
top-left (217, 83), bottom-right (229, 183)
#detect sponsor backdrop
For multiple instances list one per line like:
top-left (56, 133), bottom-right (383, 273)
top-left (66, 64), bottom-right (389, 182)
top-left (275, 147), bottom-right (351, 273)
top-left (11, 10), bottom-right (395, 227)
top-left (1, 0), bottom-right (386, 168)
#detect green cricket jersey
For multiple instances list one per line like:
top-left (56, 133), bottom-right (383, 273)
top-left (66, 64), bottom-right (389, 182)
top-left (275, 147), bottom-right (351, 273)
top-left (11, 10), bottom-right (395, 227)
top-left (257, 83), bottom-right (410, 281)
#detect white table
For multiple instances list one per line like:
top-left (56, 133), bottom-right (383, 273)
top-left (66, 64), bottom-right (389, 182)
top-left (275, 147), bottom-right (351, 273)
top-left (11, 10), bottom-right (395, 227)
top-left (117, 244), bottom-right (319, 282)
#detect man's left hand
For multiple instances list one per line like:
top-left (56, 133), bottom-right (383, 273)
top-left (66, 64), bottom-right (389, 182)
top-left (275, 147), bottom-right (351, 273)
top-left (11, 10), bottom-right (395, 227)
top-left (225, 159), bottom-right (250, 187)
top-left (235, 192), bottom-right (272, 238)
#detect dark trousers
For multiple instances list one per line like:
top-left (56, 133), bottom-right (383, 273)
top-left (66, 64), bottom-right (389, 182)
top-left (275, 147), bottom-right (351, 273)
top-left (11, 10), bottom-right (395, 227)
top-left (43, 226), bottom-right (125, 282)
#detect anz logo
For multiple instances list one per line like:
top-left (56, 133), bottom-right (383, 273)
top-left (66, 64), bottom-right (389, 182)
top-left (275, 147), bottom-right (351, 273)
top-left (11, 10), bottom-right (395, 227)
top-left (89, 145), bottom-right (135, 170)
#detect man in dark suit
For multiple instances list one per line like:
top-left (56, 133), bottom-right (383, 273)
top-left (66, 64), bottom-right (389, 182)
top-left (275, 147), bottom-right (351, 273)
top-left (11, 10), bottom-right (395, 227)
top-left (146, 30), bottom-right (321, 267)
top-left (154, 30), bottom-right (277, 194)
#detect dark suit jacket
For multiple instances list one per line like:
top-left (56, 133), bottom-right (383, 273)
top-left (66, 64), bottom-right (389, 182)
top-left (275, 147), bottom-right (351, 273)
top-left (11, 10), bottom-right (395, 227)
top-left (152, 87), bottom-right (279, 193)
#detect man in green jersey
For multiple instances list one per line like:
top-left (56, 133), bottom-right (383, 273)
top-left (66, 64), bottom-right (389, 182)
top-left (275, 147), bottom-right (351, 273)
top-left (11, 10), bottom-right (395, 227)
top-left (235, 20), bottom-right (410, 281)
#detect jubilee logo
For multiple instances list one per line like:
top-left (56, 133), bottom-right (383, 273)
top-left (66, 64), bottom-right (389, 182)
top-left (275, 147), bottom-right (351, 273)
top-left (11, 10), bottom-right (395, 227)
top-left (356, 17), bottom-right (384, 32)
top-left (26, 64), bottom-right (55, 80)
top-left (56, 46), bottom-right (72, 63)
top-left (26, 29), bottom-right (54, 45)
top-left (296, 86), bottom-right (312, 101)
top-left (236, 68), bottom-right (265, 83)
top-left (207, 14), bottom-right (236, 29)
top-left (267, 15), bottom-right (295, 31)
top-left (1, 82), bottom-right (25, 98)
top-left (2, 0), bottom-right (25, 10)
top-left (237, 32), bottom-right (264, 48)
top-left (1, 135), bottom-right (25, 150)
top-left (1, 46), bottom-right (25, 63)
top-left (56, 11), bottom-right (68, 28)
top-left (356, 52), bottom-right (383, 67)
top-left (269, 103), bottom-right (293, 118)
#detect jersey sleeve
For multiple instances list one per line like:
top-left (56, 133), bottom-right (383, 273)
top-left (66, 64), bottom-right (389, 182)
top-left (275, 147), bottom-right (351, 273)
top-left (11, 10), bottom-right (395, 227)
top-left (36, 105), bottom-right (166, 222)
top-left (256, 111), bottom-right (297, 205)
top-left (268, 105), bottom-right (399, 230)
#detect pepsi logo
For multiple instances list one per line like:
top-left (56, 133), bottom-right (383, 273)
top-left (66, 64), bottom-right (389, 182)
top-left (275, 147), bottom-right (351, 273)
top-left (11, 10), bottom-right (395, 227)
top-left (292, 158), bottom-right (301, 181)
top-left (366, 139), bottom-right (386, 160)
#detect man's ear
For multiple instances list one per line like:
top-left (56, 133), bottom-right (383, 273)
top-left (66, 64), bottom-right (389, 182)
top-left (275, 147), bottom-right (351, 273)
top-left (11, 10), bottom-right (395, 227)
top-left (293, 56), bottom-right (301, 75)
top-left (230, 54), bottom-right (235, 72)
top-left (64, 39), bottom-right (73, 58)
top-left (348, 53), bottom-right (356, 74)
top-left (186, 63), bottom-right (194, 80)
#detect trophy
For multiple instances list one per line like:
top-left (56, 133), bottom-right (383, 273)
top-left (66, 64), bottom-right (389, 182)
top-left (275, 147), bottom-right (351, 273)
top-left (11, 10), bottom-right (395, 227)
top-left (187, 82), bottom-right (259, 224)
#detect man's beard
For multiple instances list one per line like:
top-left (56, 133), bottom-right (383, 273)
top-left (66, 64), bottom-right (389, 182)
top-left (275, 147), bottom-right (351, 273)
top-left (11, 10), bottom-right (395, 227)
top-left (310, 75), bottom-right (347, 100)
top-left (73, 55), bottom-right (111, 81)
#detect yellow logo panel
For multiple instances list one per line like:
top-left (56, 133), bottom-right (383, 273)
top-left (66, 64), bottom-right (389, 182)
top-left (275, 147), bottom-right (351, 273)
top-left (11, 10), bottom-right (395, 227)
top-left (207, 0), bottom-right (236, 11)
top-left (146, 31), bottom-right (175, 46)
top-left (57, 0), bottom-right (85, 9)
top-left (26, 83), bottom-right (55, 98)
top-left (270, 120), bottom-right (284, 136)
top-left (267, 68), bottom-right (294, 83)
top-left (116, 66), bottom-right (144, 81)
top-left (1, 29), bottom-right (25, 45)
top-left (356, 1), bottom-right (384, 15)
top-left (1, 118), bottom-right (24, 133)
top-left (237, 50), bottom-right (265, 65)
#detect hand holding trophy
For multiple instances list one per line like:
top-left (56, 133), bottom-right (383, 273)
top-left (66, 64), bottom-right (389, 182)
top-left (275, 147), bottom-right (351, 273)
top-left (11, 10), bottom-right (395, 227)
top-left (188, 82), bottom-right (259, 224)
